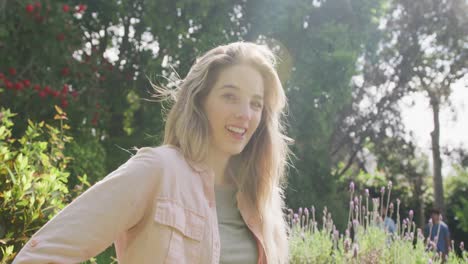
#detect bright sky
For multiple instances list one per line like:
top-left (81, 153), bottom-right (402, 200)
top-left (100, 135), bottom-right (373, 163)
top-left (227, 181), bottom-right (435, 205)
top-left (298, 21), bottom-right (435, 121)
top-left (400, 77), bottom-right (468, 176)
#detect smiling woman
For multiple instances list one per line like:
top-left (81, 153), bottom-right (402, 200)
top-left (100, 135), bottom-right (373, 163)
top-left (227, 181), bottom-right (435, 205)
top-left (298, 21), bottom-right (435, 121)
top-left (13, 42), bottom-right (291, 264)
top-left (203, 64), bottom-right (265, 162)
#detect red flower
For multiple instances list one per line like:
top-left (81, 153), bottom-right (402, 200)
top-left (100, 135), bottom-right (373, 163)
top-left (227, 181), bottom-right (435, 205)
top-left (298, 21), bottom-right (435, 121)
top-left (56, 33), bottom-right (65, 41)
top-left (26, 4), bottom-right (34, 13)
top-left (62, 4), bottom-right (70, 12)
top-left (23, 79), bottom-right (31, 87)
top-left (61, 99), bottom-right (69, 108)
top-left (14, 82), bottom-right (24, 91)
top-left (39, 90), bottom-right (47, 98)
top-left (8, 68), bottom-right (16, 76)
top-left (33, 84), bottom-right (41, 91)
top-left (62, 84), bottom-right (69, 94)
top-left (71, 90), bottom-right (79, 98)
top-left (52, 90), bottom-right (60, 97)
top-left (6, 81), bottom-right (13, 89)
top-left (77, 4), bottom-right (87, 13)
top-left (44, 85), bottom-right (52, 94)
top-left (0, 73), bottom-right (4, 79)
top-left (91, 112), bottom-right (99, 126)
top-left (61, 67), bottom-right (70, 76)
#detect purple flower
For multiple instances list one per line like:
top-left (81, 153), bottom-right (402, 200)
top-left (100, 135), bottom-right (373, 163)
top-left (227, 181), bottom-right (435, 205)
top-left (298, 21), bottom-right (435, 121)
top-left (365, 189), bottom-right (369, 196)
top-left (396, 198), bottom-right (401, 205)
top-left (350, 181), bottom-right (355, 193)
top-left (389, 202), bottom-right (394, 210)
top-left (460, 241), bottom-right (464, 251)
top-left (409, 210), bottom-right (414, 219)
top-left (352, 243), bottom-right (359, 258)
top-left (298, 207), bottom-right (303, 216)
top-left (294, 213), bottom-right (299, 220)
top-left (304, 208), bottom-right (309, 216)
top-left (380, 186), bottom-right (385, 193)
top-left (344, 238), bottom-right (351, 252)
top-left (353, 219), bottom-right (359, 226)
top-left (417, 228), bottom-right (424, 240)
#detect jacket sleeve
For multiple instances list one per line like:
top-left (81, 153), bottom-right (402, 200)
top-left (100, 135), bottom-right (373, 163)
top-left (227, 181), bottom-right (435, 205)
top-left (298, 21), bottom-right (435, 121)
top-left (13, 147), bottom-right (162, 264)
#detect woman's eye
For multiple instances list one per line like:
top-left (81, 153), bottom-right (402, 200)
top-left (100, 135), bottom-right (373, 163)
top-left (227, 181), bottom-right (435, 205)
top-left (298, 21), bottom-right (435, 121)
top-left (222, 93), bottom-right (236, 100)
top-left (251, 101), bottom-right (263, 110)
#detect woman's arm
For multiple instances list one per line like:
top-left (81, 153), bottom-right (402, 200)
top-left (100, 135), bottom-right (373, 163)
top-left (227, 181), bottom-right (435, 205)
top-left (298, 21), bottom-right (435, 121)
top-left (13, 147), bottom-right (161, 264)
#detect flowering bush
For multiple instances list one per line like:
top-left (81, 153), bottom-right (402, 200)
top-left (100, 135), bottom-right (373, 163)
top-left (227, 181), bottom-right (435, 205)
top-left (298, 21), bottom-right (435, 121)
top-left (288, 182), bottom-right (467, 263)
top-left (0, 0), bottom-right (113, 131)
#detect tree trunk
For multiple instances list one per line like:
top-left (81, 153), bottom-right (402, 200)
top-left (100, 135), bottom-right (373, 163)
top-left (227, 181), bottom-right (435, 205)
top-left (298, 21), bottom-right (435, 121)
top-left (414, 172), bottom-right (425, 228)
top-left (429, 95), bottom-right (445, 213)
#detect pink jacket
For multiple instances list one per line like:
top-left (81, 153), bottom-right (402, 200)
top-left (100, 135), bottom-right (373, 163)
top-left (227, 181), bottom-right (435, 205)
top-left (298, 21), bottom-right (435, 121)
top-left (13, 145), bottom-right (267, 264)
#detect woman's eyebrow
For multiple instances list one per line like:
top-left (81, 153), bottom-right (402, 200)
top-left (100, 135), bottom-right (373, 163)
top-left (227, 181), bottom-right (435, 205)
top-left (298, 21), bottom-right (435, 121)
top-left (220, 84), bottom-right (239, 90)
top-left (220, 84), bottom-right (264, 100)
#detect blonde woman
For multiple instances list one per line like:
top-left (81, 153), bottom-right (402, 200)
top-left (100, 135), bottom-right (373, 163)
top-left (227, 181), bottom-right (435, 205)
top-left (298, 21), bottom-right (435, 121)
top-left (14, 42), bottom-right (291, 264)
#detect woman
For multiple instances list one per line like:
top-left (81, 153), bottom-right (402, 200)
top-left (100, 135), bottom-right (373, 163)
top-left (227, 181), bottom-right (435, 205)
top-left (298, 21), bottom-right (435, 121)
top-left (14, 42), bottom-right (291, 264)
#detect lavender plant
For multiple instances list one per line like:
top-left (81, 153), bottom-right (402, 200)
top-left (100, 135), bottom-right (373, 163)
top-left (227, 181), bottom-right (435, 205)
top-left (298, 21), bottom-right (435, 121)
top-left (288, 181), bottom-right (467, 263)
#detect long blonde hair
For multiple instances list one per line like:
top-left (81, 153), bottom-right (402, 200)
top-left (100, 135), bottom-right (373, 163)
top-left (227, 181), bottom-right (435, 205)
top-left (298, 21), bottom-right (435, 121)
top-left (154, 42), bottom-right (290, 263)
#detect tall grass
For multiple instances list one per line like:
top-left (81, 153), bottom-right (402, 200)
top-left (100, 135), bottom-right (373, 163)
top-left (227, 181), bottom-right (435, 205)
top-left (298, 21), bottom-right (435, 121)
top-left (288, 181), bottom-right (467, 263)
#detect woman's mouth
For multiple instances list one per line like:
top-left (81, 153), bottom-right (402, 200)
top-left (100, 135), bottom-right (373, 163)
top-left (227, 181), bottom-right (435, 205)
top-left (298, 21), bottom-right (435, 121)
top-left (226, 125), bottom-right (246, 139)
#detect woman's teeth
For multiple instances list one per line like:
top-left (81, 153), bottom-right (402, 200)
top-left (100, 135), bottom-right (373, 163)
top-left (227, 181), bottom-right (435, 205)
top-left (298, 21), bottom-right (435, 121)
top-left (226, 126), bottom-right (246, 134)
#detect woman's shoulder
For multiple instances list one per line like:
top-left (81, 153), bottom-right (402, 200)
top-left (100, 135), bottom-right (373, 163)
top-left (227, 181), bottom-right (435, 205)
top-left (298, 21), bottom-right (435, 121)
top-left (133, 144), bottom-right (182, 159)
top-left (131, 144), bottom-right (190, 170)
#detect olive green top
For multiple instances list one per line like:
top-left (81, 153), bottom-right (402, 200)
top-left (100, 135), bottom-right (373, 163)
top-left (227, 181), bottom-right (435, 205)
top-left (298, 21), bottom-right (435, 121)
top-left (214, 184), bottom-right (258, 264)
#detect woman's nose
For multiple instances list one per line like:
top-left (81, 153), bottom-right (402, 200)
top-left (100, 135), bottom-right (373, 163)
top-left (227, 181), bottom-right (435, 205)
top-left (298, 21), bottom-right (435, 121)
top-left (235, 102), bottom-right (252, 120)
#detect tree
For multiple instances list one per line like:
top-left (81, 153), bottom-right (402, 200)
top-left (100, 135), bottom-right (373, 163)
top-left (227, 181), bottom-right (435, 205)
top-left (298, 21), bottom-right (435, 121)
top-left (334, 0), bottom-right (467, 213)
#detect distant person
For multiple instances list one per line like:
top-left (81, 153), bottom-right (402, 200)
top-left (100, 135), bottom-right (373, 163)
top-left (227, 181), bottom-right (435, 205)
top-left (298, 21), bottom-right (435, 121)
top-left (424, 208), bottom-right (451, 258)
top-left (380, 204), bottom-right (396, 234)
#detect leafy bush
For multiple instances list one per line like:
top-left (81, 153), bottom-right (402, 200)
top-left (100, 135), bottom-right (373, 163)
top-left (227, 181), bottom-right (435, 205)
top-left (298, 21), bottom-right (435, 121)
top-left (0, 106), bottom-right (77, 262)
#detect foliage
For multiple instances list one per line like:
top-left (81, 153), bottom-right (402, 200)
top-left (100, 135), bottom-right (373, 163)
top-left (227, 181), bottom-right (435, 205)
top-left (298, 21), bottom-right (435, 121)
top-left (445, 167), bottom-right (468, 233)
top-left (334, 0), bottom-right (468, 213)
top-left (64, 134), bottom-right (107, 187)
top-left (0, 106), bottom-right (76, 262)
top-left (444, 166), bottom-right (468, 257)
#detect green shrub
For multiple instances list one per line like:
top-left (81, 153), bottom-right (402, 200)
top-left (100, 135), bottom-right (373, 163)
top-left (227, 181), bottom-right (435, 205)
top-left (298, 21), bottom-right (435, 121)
top-left (0, 106), bottom-right (75, 262)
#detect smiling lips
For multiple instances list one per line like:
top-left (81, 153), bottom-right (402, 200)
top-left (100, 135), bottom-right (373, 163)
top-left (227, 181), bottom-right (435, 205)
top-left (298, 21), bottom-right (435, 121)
top-left (226, 125), bottom-right (247, 139)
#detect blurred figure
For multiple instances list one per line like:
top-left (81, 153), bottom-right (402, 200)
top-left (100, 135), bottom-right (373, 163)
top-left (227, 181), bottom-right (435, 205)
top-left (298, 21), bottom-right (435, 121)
top-left (382, 204), bottom-right (396, 234)
top-left (425, 208), bottom-right (451, 259)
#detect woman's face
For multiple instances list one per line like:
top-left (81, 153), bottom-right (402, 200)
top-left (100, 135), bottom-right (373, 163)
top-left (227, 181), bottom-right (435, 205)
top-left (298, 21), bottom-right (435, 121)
top-left (203, 63), bottom-right (265, 158)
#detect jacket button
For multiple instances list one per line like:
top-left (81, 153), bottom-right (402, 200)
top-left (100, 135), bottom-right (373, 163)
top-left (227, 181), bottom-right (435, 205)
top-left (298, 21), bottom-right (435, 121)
top-left (29, 239), bottom-right (38, 247)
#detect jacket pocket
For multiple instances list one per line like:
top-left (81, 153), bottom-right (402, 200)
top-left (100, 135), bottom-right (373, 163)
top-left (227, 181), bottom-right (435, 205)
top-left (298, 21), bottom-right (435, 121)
top-left (153, 200), bottom-right (205, 264)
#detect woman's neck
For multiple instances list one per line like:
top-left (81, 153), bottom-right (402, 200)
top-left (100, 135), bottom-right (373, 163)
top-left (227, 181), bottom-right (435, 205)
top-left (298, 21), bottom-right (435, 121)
top-left (203, 151), bottom-right (231, 186)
